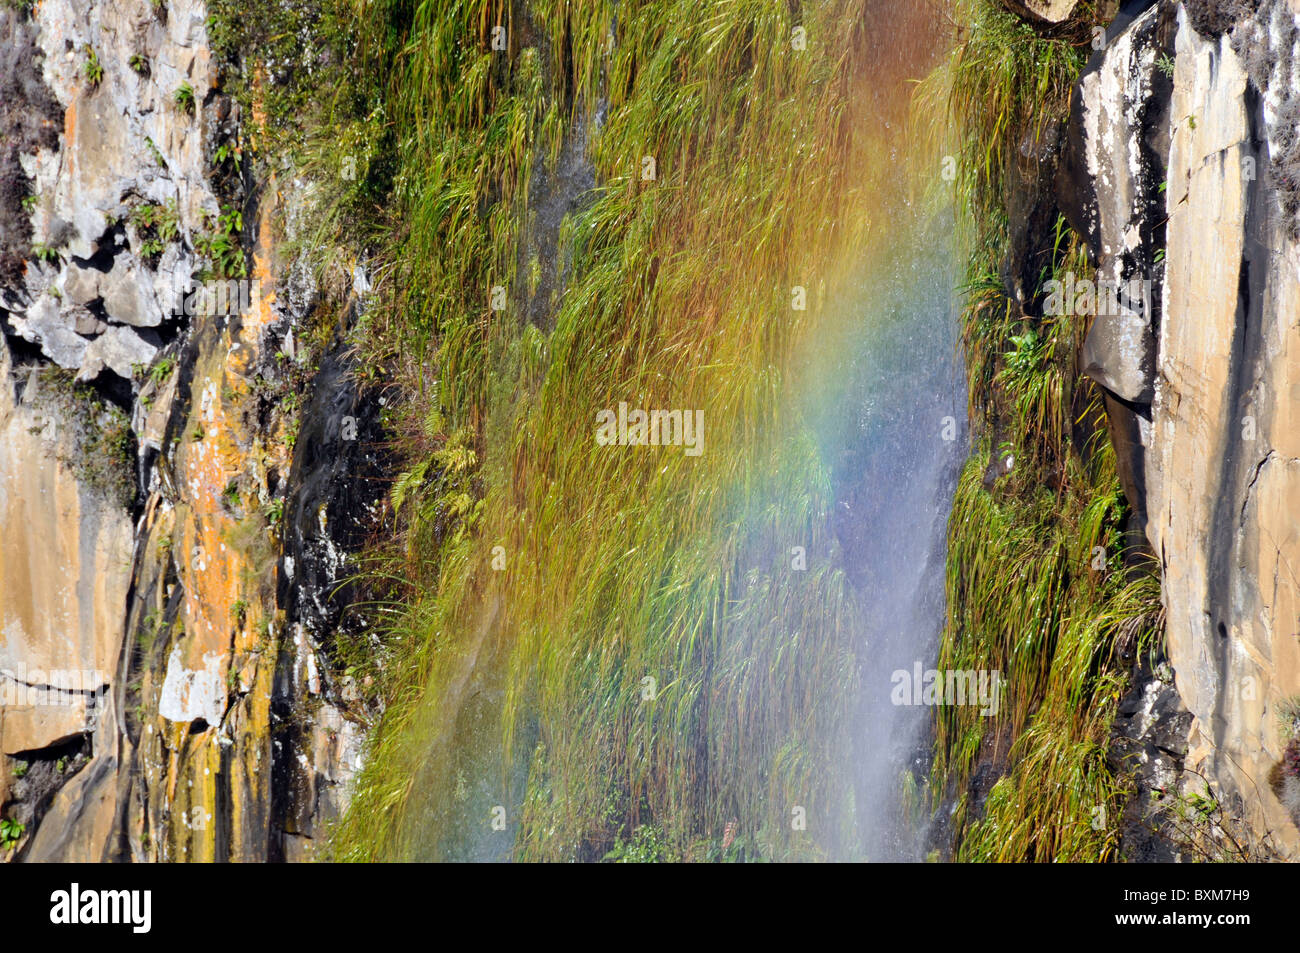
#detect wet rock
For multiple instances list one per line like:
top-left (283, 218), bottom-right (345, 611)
top-left (1111, 650), bottom-right (1193, 861)
top-left (0, 0), bottom-right (368, 863)
top-left (0, 5), bottom-right (61, 287)
top-left (1072, 4), bottom-right (1172, 404)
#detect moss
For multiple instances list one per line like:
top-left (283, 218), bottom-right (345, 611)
top-left (205, 0), bottom-right (352, 155)
top-left (33, 368), bottom-right (137, 510)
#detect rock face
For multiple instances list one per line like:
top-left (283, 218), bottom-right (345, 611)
top-left (1, 0), bottom-right (227, 385)
top-left (0, 343), bottom-right (132, 758)
top-left (1005, 0), bottom-right (1082, 25)
top-left (0, 0), bottom-right (373, 861)
top-left (1070, 0), bottom-right (1300, 855)
top-left (1074, 5), bottom-right (1168, 405)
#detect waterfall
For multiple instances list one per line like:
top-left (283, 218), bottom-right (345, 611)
top-left (823, 204), bottom-right (965, 860)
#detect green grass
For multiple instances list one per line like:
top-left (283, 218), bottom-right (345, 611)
top-left (174, 82), bottom-right (196, 114)
top-left (918, 1), bottom-right (1094, 251)
top-left (301, 0), bottom-right (1152, 864)
top-left (0, 818), bottom-right (23, 850)
top-left (30, 242), bottom-right (60, 264)
top-left (920, 0), bottom-right (1164, 861)
top-left (320, 0), bottom-right (910, 862)
top-left (147, 355), bottom-right (176, 387)
top-left (129, 199), bottom-right (180, 262)
top-left (82, 46), bottom-right (104, 88)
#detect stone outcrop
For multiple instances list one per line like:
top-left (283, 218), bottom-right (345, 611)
top-left (1005, 0), bottom-right (1082, 25)
top-left (1, 0), bottom-right (227, 386)
top-left (1069, 0), bottom-right (1300, 855)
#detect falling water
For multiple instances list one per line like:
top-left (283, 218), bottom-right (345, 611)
top-left (820, 206), bottom-right (965, 860)
top-left (394, 2), bottom-right (964, 862)
top-left (809, 3), bottom-right (965, 860)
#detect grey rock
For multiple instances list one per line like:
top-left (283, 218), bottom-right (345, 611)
top-left (8, 295), bottom-right (88, 368)
top-left (79, 324), bottom-right (156, 381)
top-left (1073, 5), bottom-right (1167, 404)
top-left (1004, 0), bottom-right (1081, 24)
top-left (1069, 0), bottom-right (1300, 856)
top-left (99, 254), bottom-right (158, 327)
top-left (62, 263), bottom-right (101, 305)
top-left (1081, 305), bottom-right (1156, 402)
top-left (70, 305), bottom-right (105, 336)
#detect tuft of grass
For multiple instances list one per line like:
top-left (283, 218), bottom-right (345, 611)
top-left (144, 136), bottom-right (165, 166)
top-left (0, 818), bottom-right (23, 850)
top-left (30, 242), bottom-right (60, 264)
top-left (148, 355), bottom-right (176, 387)
top-left (193, 204), bottom-right (246, 279)
top-left (916, 0), bottom-right (1087, 258)
top-left (174, 81), bottom-right (196, 114)
top-left (326, 0), bottom-right (912, 863)
top-left (129, 199), bottom-right (180, 262)
top-left (82, 45), bottom-right (104, 87)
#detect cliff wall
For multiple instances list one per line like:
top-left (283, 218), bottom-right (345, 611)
top-left (1070, 0), bottom-right (1300, 855)
top-left (0, 0), bottom-right (370, 861)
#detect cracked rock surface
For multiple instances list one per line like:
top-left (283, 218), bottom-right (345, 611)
top-left (1070, 0), bottom-right (1300, 854)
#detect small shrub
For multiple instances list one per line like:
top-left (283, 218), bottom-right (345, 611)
top-left (82, 46), bottom-right (104, 87)
top-left (174, 82), bottom-right (195, 114)
top-left (30, 242), bottom-right (59, 264)
top-left (0, 818), bottom-right (23, 850)
top-left (602, 825), bottom-right (676, 863)
top-left (129, 200), bottom-right (180, 263)
top-left (194, 204), bottom-right (246, 278)
top-left (148, 355), bottom-right (176, 387)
